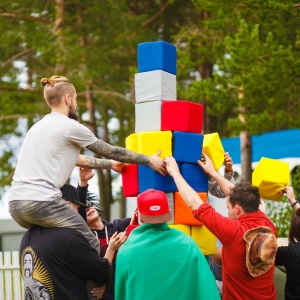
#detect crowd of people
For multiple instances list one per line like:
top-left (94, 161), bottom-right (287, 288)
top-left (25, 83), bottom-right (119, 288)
top-left (8, 76), bottom-right (300, 299)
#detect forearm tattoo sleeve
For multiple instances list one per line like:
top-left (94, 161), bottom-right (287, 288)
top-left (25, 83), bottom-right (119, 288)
top-left (87, 140), bottom-right (150, 165)
top-left (79, 155), bottom-right (113, 169)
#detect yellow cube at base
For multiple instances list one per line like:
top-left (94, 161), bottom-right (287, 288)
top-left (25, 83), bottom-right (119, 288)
top-left (126, 131), bottom-right (172, 159)
top-left (202, 133), bottom-right (225, 171)
top-left (169, 224), bottom-right (191, 236)
top-left (252, 157), bottom-right (290, 201)
top-left (191, 225), bottom-right (217, 255)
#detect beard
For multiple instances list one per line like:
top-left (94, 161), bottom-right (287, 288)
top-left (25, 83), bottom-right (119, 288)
top-left (68, 111), bottom-right (78, 121)
top-left (68, 107), bottom-right (79, 121)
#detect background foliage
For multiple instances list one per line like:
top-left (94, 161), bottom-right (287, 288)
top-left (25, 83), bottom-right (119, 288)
top-left (1, 0), bottom-right (299, 224)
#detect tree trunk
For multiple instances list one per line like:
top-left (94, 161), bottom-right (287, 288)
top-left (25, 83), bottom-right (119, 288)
top-left (238, 88), bottom-right (252, 182)
top-left (99, 104), bottom-right (114, 220)
top-left (54, 0), bottom-right (66, 74)
top-left (198, 61), bottom-right (216, 133)
top-left (198, 10), bottom-right (217, 133)
top-left (239, 130), bottom-right (252, 182)
top-left (75, 6), bottom-right (114, 219)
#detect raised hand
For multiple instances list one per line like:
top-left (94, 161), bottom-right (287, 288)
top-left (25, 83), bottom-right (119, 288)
top-left (79, 167), bottom-right (95, 187)
top-left (224, 152), bottom-right (233, 175)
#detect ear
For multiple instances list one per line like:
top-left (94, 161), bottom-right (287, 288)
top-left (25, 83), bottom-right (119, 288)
top-left (64, 94), bottom-right (71, 106)
top-left (234, 204), bottom-right (243, 217)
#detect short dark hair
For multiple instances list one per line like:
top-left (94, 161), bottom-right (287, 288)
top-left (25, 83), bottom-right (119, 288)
top-left (289, 208), bottom-right (300, 244)
top-left (228, 182), bottom-right (260, 213)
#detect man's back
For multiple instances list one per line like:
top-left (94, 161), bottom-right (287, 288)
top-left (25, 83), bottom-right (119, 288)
top-left (115, 223), bottom-right (220, 300)
top-left (9, 112), bottom-right (97, 201)
top-left (20, 226), bottom-right (111, 300)
top-left (194, 205), bottom-right (277, 300)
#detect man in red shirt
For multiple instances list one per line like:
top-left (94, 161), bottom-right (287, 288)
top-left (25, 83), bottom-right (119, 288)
top-left (165, 155), bottom-right (277, 300)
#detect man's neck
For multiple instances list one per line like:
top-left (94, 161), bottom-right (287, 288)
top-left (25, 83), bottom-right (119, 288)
top-left (89, 218), bottom-right (104, 230)
top-left (52, 106), bottom-right (68, 116)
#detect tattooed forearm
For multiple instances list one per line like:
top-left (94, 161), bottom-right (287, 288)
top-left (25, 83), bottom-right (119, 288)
top-left (87, 140), bottom-right (150, 165)
top-left (76, 155), bottom-right (113, 170)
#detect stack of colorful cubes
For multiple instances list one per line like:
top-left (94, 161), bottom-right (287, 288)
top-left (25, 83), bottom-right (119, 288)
top-left (121, 41), bottom-right (216, 255)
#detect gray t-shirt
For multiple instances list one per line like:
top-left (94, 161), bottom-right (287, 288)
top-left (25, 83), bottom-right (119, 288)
top-left (8, 112), bottom-right (97, 202)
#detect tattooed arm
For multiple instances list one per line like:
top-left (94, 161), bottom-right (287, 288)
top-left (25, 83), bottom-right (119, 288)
top-left (86, 140), bottom-right (167, 175)
top-left (76, 155), bottom-right (124, 173)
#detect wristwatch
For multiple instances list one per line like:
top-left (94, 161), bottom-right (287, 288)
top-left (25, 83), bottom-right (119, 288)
top-left (291, 200), bottom-right (300, 207)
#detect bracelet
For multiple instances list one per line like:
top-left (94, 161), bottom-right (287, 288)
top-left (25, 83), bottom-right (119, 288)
top-left (291, 200), bottom-right (300, 208)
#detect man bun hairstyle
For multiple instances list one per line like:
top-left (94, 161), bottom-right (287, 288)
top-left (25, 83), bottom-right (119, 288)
top-left (41, 75), bottom-right (75, 107)
top-left (40, 76), bottom-right (70, 87)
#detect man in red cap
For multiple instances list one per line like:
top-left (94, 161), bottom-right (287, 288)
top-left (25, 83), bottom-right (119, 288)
top-left (115, 189), bottom-right (220, 300)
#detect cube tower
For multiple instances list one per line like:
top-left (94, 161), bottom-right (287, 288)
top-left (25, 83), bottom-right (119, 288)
top-left (121, 40), bottom-right (216, 254)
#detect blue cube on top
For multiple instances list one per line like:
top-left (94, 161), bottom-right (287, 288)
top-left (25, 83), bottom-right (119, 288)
top-left (172, 131), bottom-right (204, 164)
top-left (138, 41), bottom-right (177, 75)
top-left (138, 165), bottom-right (177, 193)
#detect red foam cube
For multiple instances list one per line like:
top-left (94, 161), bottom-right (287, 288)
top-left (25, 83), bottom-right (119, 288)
top-left (161, 100), bottom-right (204, 133)
top-left (121, 164), bottom-right (139, 197)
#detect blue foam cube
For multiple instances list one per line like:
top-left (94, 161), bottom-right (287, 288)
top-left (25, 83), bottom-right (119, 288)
top-left (138, 41), bottom-right (176, 75)
top-left (172, 131), bottom-right (203, 163)
top-left (180, 163), bottom-right (208, 192)
top-left (138, 165), bottom-right (177, 193)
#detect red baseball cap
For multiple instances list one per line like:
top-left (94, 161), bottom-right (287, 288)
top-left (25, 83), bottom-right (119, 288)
top-left (137, 189), bottom-right (172, 224)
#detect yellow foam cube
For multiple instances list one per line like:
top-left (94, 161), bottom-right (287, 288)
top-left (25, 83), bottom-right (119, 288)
top-left (126, 131), bottom-right (172, 159)
top-left (191, 225), bottom-right (216, 255)
top-left (138, 131), bottom-right (172, 159)
top-left (252, 157), bottom-right (290, 201)
top-left (202, 132), bottom-right (225, 171)
top-left (169, 224), bottom-right (191, 236)
top-left (125, 133), bottom-right (138, 152)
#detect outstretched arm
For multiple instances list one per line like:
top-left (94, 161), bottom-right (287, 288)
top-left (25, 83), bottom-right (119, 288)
top-left (86, 140), bottom-right (167, 175)
top-left (165, 156), bottom-right (204, 211)
top-left (76, 154), bottom-right (125, 173)
top-left (198, 154), bottom-right (234, 197)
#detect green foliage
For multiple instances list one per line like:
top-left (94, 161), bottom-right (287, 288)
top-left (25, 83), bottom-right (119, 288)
top-left (1, 0), bottom-right (300, 220)
top-left (177, 0), bottom-right (300, 136)
top-left (267, 166), bottom-right (300, 237)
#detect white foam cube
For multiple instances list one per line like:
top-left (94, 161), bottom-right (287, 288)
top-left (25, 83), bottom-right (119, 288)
top-left (135, 101), bottom-right (162, 132)
top-left (135, 70), bottom-right (177, 103)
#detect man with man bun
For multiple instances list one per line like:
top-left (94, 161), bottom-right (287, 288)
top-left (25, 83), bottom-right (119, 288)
top-left (9, 75), bottom-right (166, 253)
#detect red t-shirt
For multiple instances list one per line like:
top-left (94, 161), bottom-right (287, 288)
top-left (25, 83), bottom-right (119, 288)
top-left (193, 203), bottom-right (277, 300)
